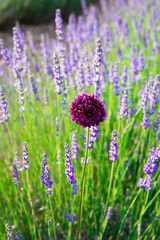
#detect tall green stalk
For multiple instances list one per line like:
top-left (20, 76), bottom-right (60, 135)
top-left (75, 127), bottom-right (90, 240)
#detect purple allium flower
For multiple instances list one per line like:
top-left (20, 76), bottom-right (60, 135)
top-left (141, 109), bottom-right (151, 129)
top-left (0, 85), bottom-right (11, 124)
top-left (71, 131), bottom-right (79, 160)
top-left (119, 89), bottom-right (129, 119)
top-left (55, 9), bottom-right (64, 43)
top-left (5, 223), bottom-right (14, 240)
top-left (153, 111), bottom-right (160, 133)
top-left (64, 144), bottom-right (78, 195)
top-left (66, 213), bottom-right (76, 223)
top-left (13, 151), bottom-right (23, 172)
top-left (109, 130), bottom-right (118, 162)
top-left (106, 206), bottom-right (113, 221)
top-left (69, 93), bottom-right (107, 128)
top-left (22, 142), bottom-right (30, 170)
top-left (41, 152), bottom-right (54, 195)
top-left (15, 232), bottom-right (21, 240)
top-left (13, 164), bottom-right (20, 187)
top-left (43, 86), bottom-right (49, 105)
top-left (55, 116), bottom-right (59, 136)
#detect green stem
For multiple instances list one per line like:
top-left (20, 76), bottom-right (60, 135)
top-left (49, 195), bottom-right (57, 240)
top-left (75, 127), bottom-right (90, 240)
top-left (98, 162), bottom-right (114, 240)
top-left (116, 189), bottom-right (141, 240)
top-left (26, 171), bottom-right (37, 239)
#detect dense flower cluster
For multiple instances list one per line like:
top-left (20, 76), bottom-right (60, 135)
top-left (40, 152), bottom-right (54, 195)
top-left (70, 93), bottom-right (107, 128)
top-left (64, 144), bottom-right (78, 195)
top-left (71, 131), bottom-right (79, 160)
top-left (138, 147), bottom-right (160, 190)
top-left (109, 130), bottom-right (118, 162)
top-left (22, 142), bottom-right (30, 170)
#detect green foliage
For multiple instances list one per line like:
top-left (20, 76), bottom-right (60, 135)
top-left (0, 0), bottom-right (95, 26)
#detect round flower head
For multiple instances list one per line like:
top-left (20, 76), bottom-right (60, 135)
top-left (69, 93), bottom-right (107, 128)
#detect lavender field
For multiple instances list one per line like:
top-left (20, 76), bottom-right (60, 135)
top-left (0, 0), bottom-right (160, 239)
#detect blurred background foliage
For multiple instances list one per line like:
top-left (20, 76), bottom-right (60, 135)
top-left (0, 0), bottom-right (96, 28)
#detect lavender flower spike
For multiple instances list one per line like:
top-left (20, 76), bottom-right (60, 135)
top-left (119, 88), bottom-right (129, 119)
top-left (106, 206), bottom-right (113, 221)
top-left (109, 130), bottom-right (118, 162)
top-left (13, 151), bottom-right (23, 172)
top-left (5, 223), bottom-right (14, 240)
top-left (55, 9), bottom-right (64, 43)
top-left (65, 144), bottom-right (78, 195)
top-left (13, 164), bottom-right (20, 187)
top-left (141, 109), bottom-right (151, 129)
top-left (22, 142), bottom-right (30, 170)
top-left (15, 231), bottom-right (21, 240)
top-left (41, 152), bottom-right (54, 195)
top-left (71, 131), bottom-right (79, 160)
top-left (0, 85), bottom-right (11, 124)
top-left (53, 53), bottom-right (65, 95)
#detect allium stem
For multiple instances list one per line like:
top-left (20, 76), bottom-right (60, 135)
top-left (75, 127), bottom-right (89, 240)
top-left (49, 195), bottom-right (57, 240)
top-left (116, 189), bottom-right (141, 240)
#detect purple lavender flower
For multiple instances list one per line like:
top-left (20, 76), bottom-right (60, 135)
top-left (109, 130), bottom-right (118, 162)
top-left (53, 53), bottom-right (65, 94)
top-left (81, 157), bottom-right (90, 165)
top-left (148, 75), bottom-right (160, 115)
top-left (121, 65), bottom-right (128, 87)
top-left (106, 206), bottom-right (113, 221)
top-left (94, 39), bottom-right (103, 96)
top-left (76, 57), bottom-right (85, 92)
top-left (15, 70), bottom-right (25, 112)
top-left (64, 144), bottom-right (78, 195)
top-left (153, 111), bottom-right (160, 133)
top-left (13, 27), bottom-right (23, 60)
top-left (141, 109), bottom-right (151, 129)
top-left (13, 152), bottom-right (23, 172)
top-left (129, 101), bottom-right (136, 118)
top-left (13, 164), bottom-right (20, 187)
top-left (22, 142), bottom-right (30, 170)
top-left (113, 63), bottom-right (120, 95)
top-left (71, 131), bottom-right (79, 160)
top-left (89, 125), bottom-right (99, 149)
top-left (70, 93), bottom-right (107, 128)
top-left (55, 116), bottom-right (59, 136)
top-left (41, 152), bottom-right (54, 195)
top-left (119, 89), bottom-right (129, 119)
top-left (138, 175), bottom-right (153, 190)
top-left (0, 85), bottom-right (11, 124)
top-left (43, 86), bottom-right (49, 105)
top-left (66, 213), bottom-right (76, 223)
top-left (28, 63), bottom-right (39, 100)
top-left (138, 51), bottom-right (145, 72)
top-left (56, 149), bottom-right (60, 164)
top-left (5, 223), bottom-right (14, 240)
top-left (0, 39), bottom-right (10, 65)
top-left (15, 232), bottom-right (21, 240)
top-left (138, 146), bottom-right (160, 190)
top-left (55, 9), bottom-right (64, 43)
